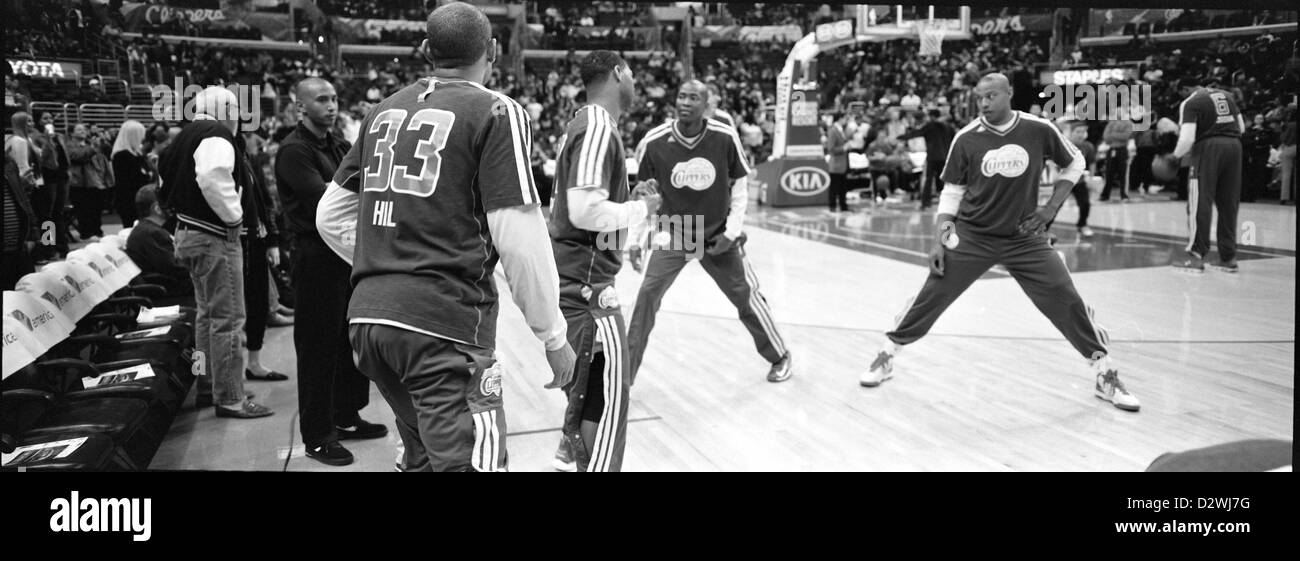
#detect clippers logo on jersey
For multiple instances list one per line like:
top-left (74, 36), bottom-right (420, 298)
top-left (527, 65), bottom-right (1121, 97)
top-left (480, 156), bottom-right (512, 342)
top-left (479, 362), bottom-right (503, 397)
top-left (981, 144), bottom-right (1030, 178)
top-left (671, 157), bottom-right (717, 191)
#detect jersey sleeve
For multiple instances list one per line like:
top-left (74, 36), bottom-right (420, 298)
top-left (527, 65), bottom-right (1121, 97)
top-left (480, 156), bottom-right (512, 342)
top-left (1178, 93), bottom-right (1203, 127)
top-left (564, 119), bottom-right (616, 191)
top-left (723, 127), bottom-right (752, 179)
top-left (1044, 121), bottom-right (1084, 169)
top-left (633, 135), bottom-right (656, 183)
top-left (939, 136), bottom-right (970, 185)
top-left (332, 119), bottom-right (366, 193)
top-left (478, 97), bottom-right (540, 211)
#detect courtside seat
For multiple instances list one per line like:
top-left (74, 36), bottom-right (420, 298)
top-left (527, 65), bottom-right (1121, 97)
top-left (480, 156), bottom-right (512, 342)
top-left (1, 433), bottom-right (119, 471)
top-left (2, 389), bottom-right (150, 469)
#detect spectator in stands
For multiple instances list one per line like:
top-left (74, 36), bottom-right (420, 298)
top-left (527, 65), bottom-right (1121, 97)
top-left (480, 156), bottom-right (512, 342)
top-left (3, 135), bottom-right (40, 290)
top-left (124, 184), bottom-right (192, 299)
top-left (898, 109), bottom-right (956, 211)
top-left (1100, 110), bottom-right (1133, 202)
top-left (67, 123), bottom-right (112, 241)
top-left (823, 111), bottom-right (849, 213)
top-left (161, 86), bottom-right (272, 419)
top-left (30, 112), bottom-right (71, 259)
top-left (111, 120), bottom-right (152, 229)
top-left (1242, 113), bottom-right (1276, 203)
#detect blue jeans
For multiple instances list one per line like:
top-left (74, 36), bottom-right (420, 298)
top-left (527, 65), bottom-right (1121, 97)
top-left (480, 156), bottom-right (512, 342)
top-left (175, 228), bottom-right (247, 407)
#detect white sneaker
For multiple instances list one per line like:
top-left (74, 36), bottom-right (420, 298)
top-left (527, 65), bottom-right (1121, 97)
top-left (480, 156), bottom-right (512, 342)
top-left (1078, 226), bottom-right (1095, 238)
top-left (1095, 369), bottom-right (1140, 412)
top-left (859, 350), bottom-right (895, 387)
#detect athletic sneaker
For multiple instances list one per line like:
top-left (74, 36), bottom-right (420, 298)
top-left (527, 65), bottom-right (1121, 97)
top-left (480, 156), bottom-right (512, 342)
top-left (1094, 369), bottom-right (1140, 412)
top-left (1078, 226), bottom-right (1095, 238)
top-left (552, 437), bottom-right (576, 472)
top-left (767, 353), bottom-right (794, 383)
top-left (859, 350), bottom-right (895, 387)
top-left (1209, 260), bottom-right (1239, 273)
top-left (1171, 254), bottom-right (1205, 273)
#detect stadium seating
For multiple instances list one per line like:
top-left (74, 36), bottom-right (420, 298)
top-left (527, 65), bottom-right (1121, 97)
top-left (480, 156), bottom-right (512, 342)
top-left (2, 238), bottom-right (198, 471)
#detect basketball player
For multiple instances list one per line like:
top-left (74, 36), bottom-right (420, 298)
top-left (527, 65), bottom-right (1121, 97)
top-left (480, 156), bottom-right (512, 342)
top-left (628, 80), bottom-right (793, 384)
top-left (1171, 76), bottom-right (1245, 273)
top-left (704, 83), bottom-right (735, 128)
top-left (314, 3), bottom-right (576, 471)
top-left (547, 51), bottom-right (662, 472)
top-left (860, 73), bottom-right (1140, 413)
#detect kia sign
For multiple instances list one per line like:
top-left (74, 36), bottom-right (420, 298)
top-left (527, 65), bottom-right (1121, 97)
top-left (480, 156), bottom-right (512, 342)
top-left (781, 166), bottom-right (830, 197)
top-left (7, 59), bottom-right (82, 80)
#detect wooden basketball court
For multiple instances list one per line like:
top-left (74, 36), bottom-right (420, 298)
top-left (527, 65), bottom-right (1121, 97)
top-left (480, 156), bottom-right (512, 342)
top-left (151, 198), bottom-right (1294, 471)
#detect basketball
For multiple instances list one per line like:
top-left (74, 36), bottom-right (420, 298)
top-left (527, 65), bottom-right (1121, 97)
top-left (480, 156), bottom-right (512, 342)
top-left (875, 174), bottom-right (891, 192)
top-left (1152, 153), bottom-right (1180, 182)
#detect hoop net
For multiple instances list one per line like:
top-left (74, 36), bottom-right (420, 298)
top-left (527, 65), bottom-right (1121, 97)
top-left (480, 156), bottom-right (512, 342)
top-left (918, 21), bottom-right (944, 57)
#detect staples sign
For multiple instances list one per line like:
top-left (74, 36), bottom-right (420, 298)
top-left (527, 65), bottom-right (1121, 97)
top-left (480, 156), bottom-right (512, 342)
top-left (8, 59), bottom-right (82, 80)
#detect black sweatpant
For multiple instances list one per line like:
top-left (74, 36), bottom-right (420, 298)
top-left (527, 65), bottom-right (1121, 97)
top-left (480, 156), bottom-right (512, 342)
top-left (348, 323), bottom-right (506, 472)
top-left (1186, 136), bottom-right (1243, 262)
top-left (293, 236), bottom-right (372, 447)
top-left (627, 233), bottom-right (787, 381)
top-left (887, 226), bottom-right (1109, 361)
top-left (559, 280), bottom-right (630, 472)
top-left (920, 160), bottom-right (944, 209)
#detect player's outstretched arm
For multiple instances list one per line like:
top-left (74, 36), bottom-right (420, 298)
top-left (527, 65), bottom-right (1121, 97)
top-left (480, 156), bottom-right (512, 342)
top-left (487, 204), bottom-right (575, 389)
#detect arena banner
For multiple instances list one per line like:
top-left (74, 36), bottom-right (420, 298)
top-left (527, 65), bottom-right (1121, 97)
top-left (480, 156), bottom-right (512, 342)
top-left (332, 17), bottom-right (425, 42)
top-left (7, 59), bottom-right (83, 80)
top-left (968, 13), bottom-right (1052, 36)
top-left (120, 1), bottom-right (227, 28)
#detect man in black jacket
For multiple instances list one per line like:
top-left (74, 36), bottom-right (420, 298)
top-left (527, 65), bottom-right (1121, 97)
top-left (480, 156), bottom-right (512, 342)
top-left (159, 86), bottom-right (272, 419)
top-left (898, 109), bottom-right (955, 210)
top-left (276, 77), bottom-right (384, 466)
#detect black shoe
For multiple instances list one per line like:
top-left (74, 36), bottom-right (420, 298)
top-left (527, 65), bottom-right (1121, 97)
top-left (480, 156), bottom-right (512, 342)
top-left (245, 369), bottom-right (289, 381)
top-left (305, 441), bottom-right (354, 466)
top-left (767, 353), bottom-right (793, 383)
top-left (214, 400), bottom-right (273, 419)
top-left (336, 418), bottom-right (388, 440)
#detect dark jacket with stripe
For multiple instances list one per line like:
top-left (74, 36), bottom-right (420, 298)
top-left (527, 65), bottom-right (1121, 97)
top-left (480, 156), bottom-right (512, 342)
top-left (157, 119), bottom-right (249, 237)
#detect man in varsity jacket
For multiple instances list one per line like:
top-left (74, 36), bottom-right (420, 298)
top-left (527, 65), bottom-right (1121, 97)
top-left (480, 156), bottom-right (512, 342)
top-left (159, 86), bottom-right (272, 419)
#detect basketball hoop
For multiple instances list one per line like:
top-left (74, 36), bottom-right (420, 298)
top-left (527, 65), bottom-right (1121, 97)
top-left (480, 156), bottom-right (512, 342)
top-left (918, 21), bottom-right (944, 57)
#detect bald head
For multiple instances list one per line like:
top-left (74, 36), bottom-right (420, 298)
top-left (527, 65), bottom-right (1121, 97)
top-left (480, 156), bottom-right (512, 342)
top-left (974, 72), bottom-right (1015, 124)
top-left (978, 72), bottom-right (1012, 93)
top-left (11, 112), bottom-right (30, 133)
top-left (295, 77), bottom-right (339, 132)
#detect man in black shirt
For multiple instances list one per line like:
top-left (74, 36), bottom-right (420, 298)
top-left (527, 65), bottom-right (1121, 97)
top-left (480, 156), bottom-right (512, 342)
top-left (276, 77), bottom-right (384, 467)
top-left (124, 184), bottom-right (193, 300)
top-left (898, 109), bottom-right (955, 210)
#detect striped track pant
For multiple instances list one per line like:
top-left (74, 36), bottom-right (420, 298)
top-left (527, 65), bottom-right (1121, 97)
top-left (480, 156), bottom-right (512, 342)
top-left (627, 234), bottom-right (788, 382)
